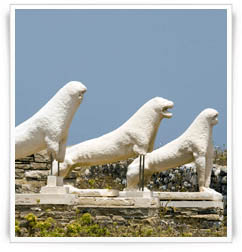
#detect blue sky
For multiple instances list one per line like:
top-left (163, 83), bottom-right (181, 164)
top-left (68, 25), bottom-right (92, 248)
top-left (15, 9), bottom-right (227, 148)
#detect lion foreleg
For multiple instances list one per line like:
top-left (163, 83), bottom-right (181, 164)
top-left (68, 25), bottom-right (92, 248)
top-left (204, 146), bottom-right (220, 194)
top-left (194, 153), bottom-right (206, 192)
top-left (45, 135), bottom-right (59, 161)
top-left (205, 146), bottom-right (214, 188)
top-left (57, 135), bottom-right (68, 162)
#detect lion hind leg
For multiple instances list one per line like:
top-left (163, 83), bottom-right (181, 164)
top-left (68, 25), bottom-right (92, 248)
top-left (143, 173), bottom-right (152, 191)
top-left (57, 136), bottom-right (68, 163)
top-left (53, 161), bottom-right (71, 178)
top-left (126, 161), bottom-right (140, 190)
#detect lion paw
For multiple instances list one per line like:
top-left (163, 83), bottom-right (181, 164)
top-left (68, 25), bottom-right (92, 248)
top-left (200, 187), bottom-right (221, 195)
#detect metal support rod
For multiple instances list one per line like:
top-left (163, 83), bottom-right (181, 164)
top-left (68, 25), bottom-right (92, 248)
top-left (142, 155), bottom-right (145, 191)
top-left (139, 155), bottom-right (142, 190)
top-left (138, 154), bottom-right (145, 191)
top-left (50, 154), bottom-right (53, 175)
top-left (58, 162), bottom-right (60, 176)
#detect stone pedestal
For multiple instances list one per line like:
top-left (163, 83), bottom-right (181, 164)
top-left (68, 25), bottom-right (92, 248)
top-left (40, 176), bottom-right (69, 194)
top-left (119, 190), bottom-right (153, 198)
top-left (64, 185), bottom-right (119, 197)
top-left (153, 191), bottom-right (223, 209)
top-left (153, 191), bottom-right (223, 201)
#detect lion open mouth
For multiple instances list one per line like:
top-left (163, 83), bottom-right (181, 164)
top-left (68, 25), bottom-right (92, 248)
top-left (162, 104), bottom-right (173, 118)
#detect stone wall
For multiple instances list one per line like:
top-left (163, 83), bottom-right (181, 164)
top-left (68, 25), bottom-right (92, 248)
top-left (15, 152), bottom-right (51, 193)
top-left (15, 204), bottom-right (225, 237)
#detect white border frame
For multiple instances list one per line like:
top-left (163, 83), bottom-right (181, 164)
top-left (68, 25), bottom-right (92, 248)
top-left (10, 4), bottom-right (232, 243)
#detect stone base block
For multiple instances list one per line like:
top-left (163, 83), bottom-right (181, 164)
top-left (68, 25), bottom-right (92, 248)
top-left (46, 176), bottom-right (64, 186)
top-left (75, 196), bottom-right (160, 208)
top-left (40, 176), bottom-right (69, 194)
top-left (160, 200), bottom-right (223, 209)
top-left (153, 191), bottom-right (223, 201)
top-left (15, 194), bottom-right (160, 208)
top-left (15, 193), bottom-right (76, 205)
top-left (119, 190), bottom-right (153, 198)
top-left (40, 186), bottom-right (69, 194)
top-left (64, 185), bottom-right (119, 197)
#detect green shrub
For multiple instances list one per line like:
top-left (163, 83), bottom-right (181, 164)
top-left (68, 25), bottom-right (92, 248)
top-left (66, 222), bottom-right (82, 237)
top-left (15, 220), bottom-right (21, 235)
top-left (80, 213), bottom-right (92, 225)
top-left (88, 179), bottom-right (95, 188)
top-left (214, 147), bottom-right (227, 165)
top-left (35, 217), bottom-right (56, 236)
top-left (24, 213), bottom-right (37, 227)
top-left (182, 232), bottom-right (193, 237)
top-left (16, 211), bottom-right (227, 237)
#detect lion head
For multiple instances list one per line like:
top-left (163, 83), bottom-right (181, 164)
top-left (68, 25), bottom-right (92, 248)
top-left (64, 81), bottom-right (87, 102)
top-left (151, 97), bottom-right (174, 118)
top-left (201, 108), bottom-right (219, 126)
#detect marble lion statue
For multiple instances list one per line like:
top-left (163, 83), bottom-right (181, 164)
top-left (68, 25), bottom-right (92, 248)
top-left (15, 81), bottom-right (87, 162)
top-left (126, 108), bottom-right (219, 194)
top-left (52, 97), bottom-right (174, 177)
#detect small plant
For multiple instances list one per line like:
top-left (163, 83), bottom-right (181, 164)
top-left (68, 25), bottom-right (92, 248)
top-left (214, 146), bottom-right (227, 166)
top-left (24, 213), bottom-right (38, 236)
top-left (16, 211), bottom-right (227, 237)
top-left (142, 227), bottom-right (153, 237)
top-left (66, 222), bottom-right (82, 237)
top-left (159, 201), bottom-right (170, 216)
top-left (80, 213), bottom-right (92, 225)
top-left (88, 179), bottom-right (95, 188)
top-left (24, 213), bottom-right (37, 228)
top-left (15, 220), bottom-right (21, 236)
top-left (75, 208), bottom-right (80, 215)
top-left (182, 232), bottom-right (193, 237)
top-left (35, 217), bottom-right (56, 236)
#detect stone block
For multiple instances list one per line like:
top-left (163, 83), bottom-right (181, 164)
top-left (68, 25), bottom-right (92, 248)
top-left (74, 196), bottom-right (160, 208)
top-left (153, 191), bottom-right (223, 201)
top-left (160, 200), bottom-right (223, 209)
top-left (40, 186), bottom-right (69, 194)
top-left (119, 190), bottom-right (153, 198)
top-left (15, 163), bottom-right (31, 170)
top-left (95, 215), bottom-right (112, 224)
top-left (189, 214), bottom-right (223, 221)
top-left (31, 162), bottom-right (48, 170)
top-left (46, 176), bottom-right (64, 186)
top-left (75, 197), bottom-right (135, 207)
top-left (15, 193), bottom-right (76, 205)
top-left (65, 185), bottom-right (119, 197)
top-left (112, 215), bottom-right (126, 223)
top-left (25, 170), bottom-right (49, 180)
top-left (39, 176), bottom-right (67, 194)
top-left (15, 169), bottom-right (25, 179)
